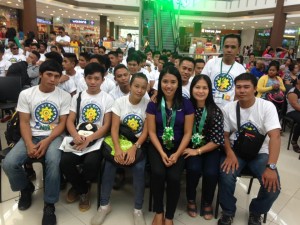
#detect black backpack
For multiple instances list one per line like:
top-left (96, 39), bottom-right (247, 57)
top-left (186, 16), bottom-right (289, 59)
top-left (4, 111), bottom-right (21, 147)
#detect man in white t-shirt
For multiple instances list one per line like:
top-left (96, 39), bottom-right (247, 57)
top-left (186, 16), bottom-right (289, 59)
top-left (55, 26), bottom-right (71, 53)
top-left (218, 73), bottom-right (281, 225)
top-left (125, 33), bottom-right (135, 56)
top-left (202, 34), bottom-right (246, 108)
top-left (4, 43), bottom-right (26, 63)
top-left (3, 60), bottom-right (71, 225)
top-left (60, 62), bottom-right (113, 212)
top-left (0, 45), bottom-right (11, 76)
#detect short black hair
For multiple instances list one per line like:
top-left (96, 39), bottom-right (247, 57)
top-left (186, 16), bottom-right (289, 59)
top-left (114, 64), bottom-right (128, 76)
top-left (63, 53), bottom-right (78, 66)
top-left (289, 63), bottom-right (296, 72)
top-left (84, 62), bottom-right (105, 78)
top-left (0, 45), bottom-right (5, 54)
top-left (58, 26), bottom-right (65, 31)
top-left (223, 34), bottom-right (241, 47)
top-left (39, 59), bottom-right (63, 75)
top-left (31, 50), bottom-right (41, 60)
top-left (30, 43), bottom-right (40, 49)
top-left (45, 51), bottom-right (63, 65)
top-left (159, 55), bottom-right (168, 64)
top-left (127, 53), bottom-right (141, 64)
top-left (99, 46), bottom-right (106, 52)
top-left (39, 42), bottom-right (47, 49)
top-left (195, 58), bottom-right (205, 64)
top-left (79, 52), bottom-right (90, 61)
top-left (249, 53), bottom-right (255, 57)
top-left (108, 51), bottom-right (118, 57)
top-left (128, 47), bottom-right (136, 57)
top-left (179, 56), bottom-right (195, 67)
top-left (127, 33), bottom-right (132, 38)
top-left (153, 51), bottom-right (160, 57)
top-left (130, 72), bottom-right (148, 85)
top-left (234, 72), bottom-right (257, 87)
top-left (89, 54), bottom-right (110, 71)
top-left (50, 31), bottom-right (56, 36)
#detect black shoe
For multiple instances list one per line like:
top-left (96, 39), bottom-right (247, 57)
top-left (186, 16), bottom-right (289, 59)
top-left (42, 204), bottom-right (57, 225)
top-left (18, 182), bottom-right (35, 210)
top-left (218, 214), bottom-right (233, 225)
top-left (113, 169), bottom-right (125, 190)
top-left (248, 212), bottom-right (262, 225)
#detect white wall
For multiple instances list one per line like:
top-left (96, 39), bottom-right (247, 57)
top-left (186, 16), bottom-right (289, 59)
top-left (240, 29), bottom-right (255, 53)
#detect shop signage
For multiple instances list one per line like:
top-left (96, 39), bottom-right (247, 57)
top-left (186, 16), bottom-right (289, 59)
top-left (201, 29), bottom-right (221, 34)
top-left (284, 29), bottom-right (297, 35)
top-left (37, 18), bottom-right (52, 25)
top-left (70, 19), bottom-right (95, 25)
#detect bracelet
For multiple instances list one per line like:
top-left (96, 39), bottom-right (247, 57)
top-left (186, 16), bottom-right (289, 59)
top-left (197, 148), bottom-right (202, 155)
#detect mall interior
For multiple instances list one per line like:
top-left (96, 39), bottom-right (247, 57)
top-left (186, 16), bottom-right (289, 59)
top-left (1, 0), bottom-right (300, 225)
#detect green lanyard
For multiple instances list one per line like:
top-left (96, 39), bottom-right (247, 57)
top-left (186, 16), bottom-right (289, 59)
top-left (161, 98), bottom-right (176, 128)
top-left (193, 107), bottom-right (207, 135)
top-left (220, 60), bottom-right (234, 77)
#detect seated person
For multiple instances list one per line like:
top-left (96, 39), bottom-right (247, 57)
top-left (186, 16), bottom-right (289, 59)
top-left (218, 73), bottom-right (281, 225)
top-left (91, 73), bottom-right (149, 225)
top-left (3, 60), bottom-right (71, 225)
top-left (60, 63), bottom-right (113, 211)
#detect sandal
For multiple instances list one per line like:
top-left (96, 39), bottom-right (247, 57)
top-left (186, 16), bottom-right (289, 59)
top-left (291, 141), bottom-right (300, 153)
top-left (201, 203), bottom-right (213, 220)
top-left (187, 200), bottom-right (197, 218)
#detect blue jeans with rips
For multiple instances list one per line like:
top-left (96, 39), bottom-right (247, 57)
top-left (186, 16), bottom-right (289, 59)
top-left (100, 157), bottom-right (146, 210)
top-left (219, 153), bottom-right (280, 216)
top-left (3, 136), bottom-right (62, 204)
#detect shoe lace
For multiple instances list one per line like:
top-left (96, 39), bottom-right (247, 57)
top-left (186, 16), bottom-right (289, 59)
top-left (221, 214), bottom-right (233, 223)
top-left (44, 205), bottom-right (55, 215)
top-left (249, 214), bottom-right (262, 223)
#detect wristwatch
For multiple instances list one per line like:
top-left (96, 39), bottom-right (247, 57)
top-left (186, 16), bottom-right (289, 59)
top-left (266, 163), bottom-right (277, 170)
top-left (134, 142), bottom-right (141, 149)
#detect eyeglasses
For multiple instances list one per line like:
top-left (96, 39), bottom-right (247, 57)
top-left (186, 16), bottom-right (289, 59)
top-left (11, 47), bottom-right (18, 50)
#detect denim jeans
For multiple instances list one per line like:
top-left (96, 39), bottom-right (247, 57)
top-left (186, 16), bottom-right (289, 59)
top-left (219, 153), bottom-right (281, 216)
top-left (186, 149), bottom-right (220, 205)
top-left (3, 136), bottom-right (62, 204)
top-left (100, 157), bottom-right (146, 210)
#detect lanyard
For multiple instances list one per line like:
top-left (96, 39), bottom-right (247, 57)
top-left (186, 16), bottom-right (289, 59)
top-left (161, 98), bottom-right (176, 128)
top-left (193, 107), bottom-right (207, 135)
top-left (220, 60), bottom-right (234, 77)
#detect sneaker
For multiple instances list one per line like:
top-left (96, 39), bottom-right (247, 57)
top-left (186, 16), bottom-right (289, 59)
top-left (42, 204), bottom-right (56, 225)
top-left (133, 210), bottom-right (146, 225)
top-left (248, 212), bottom-right (262, 225)
top-left (66, 187), bottom-right (79, 203)
top-left (18, 182), bottom-right (35, 210)
top-left (218, 214), bottom-right (233, 225)
top-left (91, 205), bottom-right (112, 225)
top-left (79, 191), bottom-right (90, 212)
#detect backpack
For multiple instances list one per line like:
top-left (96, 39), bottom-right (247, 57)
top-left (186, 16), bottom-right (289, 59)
top-left (4, 111), bottom-right (21, 147)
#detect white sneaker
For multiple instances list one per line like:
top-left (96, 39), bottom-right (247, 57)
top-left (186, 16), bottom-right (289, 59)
top-left (133, 210), bottom-right (146, 225)
top-left (90, 205), bottom-right (112, 225)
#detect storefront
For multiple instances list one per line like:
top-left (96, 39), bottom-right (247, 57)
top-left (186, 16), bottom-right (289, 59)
top-left (0, 6), bottom-right (18, 29)
top-left (37, 17), bottom-right (52, 41)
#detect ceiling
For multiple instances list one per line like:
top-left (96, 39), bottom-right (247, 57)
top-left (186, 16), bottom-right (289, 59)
top-left (1, 0), bottom-right (300, 31)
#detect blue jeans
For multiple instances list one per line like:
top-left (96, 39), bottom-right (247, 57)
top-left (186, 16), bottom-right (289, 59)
top-left (219, 153), bottom-right (281, 216)
top-left (100, 157), bottom-right (146, 210)
top-left (3, 136), bottom-right (62, 204)
top-left (186, 149), bottom-right (220, 204)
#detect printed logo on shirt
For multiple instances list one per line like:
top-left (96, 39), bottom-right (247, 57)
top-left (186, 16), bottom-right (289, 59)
top-left (34, 102), bottom-right (59, 130)
top-left (123, 114), bottom-right (143, 134)
top-left (9, 57), bottom-right (20, 63)
top-left (235, 121), bottom-right (260, 138)
top-left (82, 103), bottom-right (101, 123)
top-left (214, 73), bottom-right (234, 92)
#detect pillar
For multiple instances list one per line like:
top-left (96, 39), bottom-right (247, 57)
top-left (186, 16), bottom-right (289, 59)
top-left (99, 15), bottom-right (107, 39)
top-left (23, 0), bottom-right (38, 38)
top-left (193, 22), bottom-right (202, 37)
top-left (115, 25), bottom-right (120, 40)
top-left (109, 22), bottom-right (114, 39)
top-left (270, 0), bottom-right (286, 48)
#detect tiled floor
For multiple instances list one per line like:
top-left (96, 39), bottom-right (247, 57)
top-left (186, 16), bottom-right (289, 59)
top-left (1, 122), bottom-right (300, 225)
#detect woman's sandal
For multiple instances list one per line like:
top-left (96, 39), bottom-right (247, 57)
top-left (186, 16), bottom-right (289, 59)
top-left (187, 200), bottom-right (198, 218)
top-left (201, 203), bottom-right (213, 220)
top-left (291, 140), bottom-right (300, 153)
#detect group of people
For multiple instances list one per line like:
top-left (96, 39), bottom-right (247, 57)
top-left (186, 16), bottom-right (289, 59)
top-left (2, 33), bottom-right (282, 225)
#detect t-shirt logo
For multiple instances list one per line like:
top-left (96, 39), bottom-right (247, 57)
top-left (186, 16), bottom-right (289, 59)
top-left (214, 73), bottom-right (234, 92)
top-left (9, 57), bottom-right (19, 63)
top-left (34, 102), bottom-right (58, 130)
top-left (235, 122), bottom-right (260, 138)
top-left (82, 103), bottom-right (101, 123)
top-left (123, 114), bottom-right (143, 135)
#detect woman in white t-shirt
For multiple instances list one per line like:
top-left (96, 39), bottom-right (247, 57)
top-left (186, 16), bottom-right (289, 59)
top-left (91, 73), bottom-right (149, 225)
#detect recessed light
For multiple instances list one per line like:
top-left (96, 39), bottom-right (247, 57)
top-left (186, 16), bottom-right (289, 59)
top-left (16, 3), bottom-right (18, 6)
top-left (46, 6), bottom-right (48, 8)
top-left (50, 13), bottom-right (53, 16)
top-left (222, 24), bottom-right (225, 26)
top-left (268, 20), bottom-right (272, 22)
top-left (266, 25), bottom-right (269, 27)
top-left (7, 1), bottom-right (12, 4)
top-left (59, 9), bottom-right (62, 10)
top-left (73, 13), bottom-right (76, 16)
top-left (233, 23), bottom-right (235, 25)
top-left (291, 22), bottom-right (295, 24)
top-left (255, 21), bottom-right (258, 23)
top-left (251, 26), bottom-right (255, 28)
top-left (65, 11), bottom-right (68, 13)
top-left (61, 14), bottom-right (63, 16)
top-left (53, 11), bottom-right (55, 13)
top-left (240, 22), bottom-right (244, 24)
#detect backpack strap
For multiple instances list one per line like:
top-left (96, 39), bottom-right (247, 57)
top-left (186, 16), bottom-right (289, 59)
top-left (75, 92), bottom-right (82, 126)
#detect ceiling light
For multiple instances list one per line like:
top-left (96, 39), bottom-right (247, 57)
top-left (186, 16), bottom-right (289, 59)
top-left (255, 21), bottom-right (258, 23)
top-left (16, 3), bottom-right (18, 6)
top-left (46, 6), bottom-right (48, 8)
top-left (100, 13), bottom-right (103, 15)
top-left (59, 9), bottom-right (62, 10)
top-left (222, 24), bottom-right (225, 26)
top-left (73, 13), bottom-right (75, 16)
top-left (41, 11), bottom-right (44, 13)
top-left (233, 23), bottom-right (235, 25)
top-left (240, 22), bottom-right (244, 24)
top-left (65, 11), bottom-right (68, 13)
top-left (266, 25), bottom-right (269, 27)
top-left (251, 26), bottom-right (255, 28)
top-left (291, 22), bottom-right (295, 24)
top-left (86, 13), bottom-right (88, 16)
top-left (241, 27), bottom-right (244, 29)
top-left (61, 14), bottom-right (63, 16)
top-left (50, 13), bottom-right (53, 16)
top-left (268, 20), bottom-right (272, 22)
top-left (53, 11), bottom-right (55, 13)
top-left (7, 1), bottom-right (12, 3)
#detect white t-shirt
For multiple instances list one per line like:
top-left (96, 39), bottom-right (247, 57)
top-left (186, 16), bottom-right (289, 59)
top-left (223, 98), bottom-right (281, 154)
top-left (17, 86), bottom-right (71, 136)
top-left (57, 74), bottom-right (77, 94)
top-left (105, 72), bottom-right (116, 83)
top-left (109, 85), bottom-right (150, 100)
top-left (202, 57), bottom-right (246, 108)
top-left (100, 77), bottom-right (116, 93)
top-left (63, 90), bottom-right (113, 155)
top-left (4, 53), bottom-right (26, 64)
top-left (150, 70), bottom-right (159, 82)
top-left (56, 35), bottom-right (71, 52)
top-left (0, 58), bottom-right (12, 76)
top-left (153, 79), bottom-right (191, 98)
top-left (112, 95), bottom-right (149, 137)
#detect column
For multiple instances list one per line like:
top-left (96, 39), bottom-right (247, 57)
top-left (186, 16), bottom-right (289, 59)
top-left (99, 15), bottom-right (107, 39)
top-left (109, 22), bottom-right (114, 39)
top-left (23, 0), bottom-right (38, 38)
top-left (115, 25), bottom-right (120, 40)
top-left (193, 22), bottom-right (202, 37)
top-left (270, 0), bottom-right (286, 48)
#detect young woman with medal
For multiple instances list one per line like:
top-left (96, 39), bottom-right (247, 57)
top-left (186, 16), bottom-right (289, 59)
top-left (183, 75), bottom-right (224, 220)
top-left (146, 66), bottom-right (194, 225)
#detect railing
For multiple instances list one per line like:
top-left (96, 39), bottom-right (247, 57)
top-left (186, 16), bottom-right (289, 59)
top-left (154, 1), bottom-right (162, 51)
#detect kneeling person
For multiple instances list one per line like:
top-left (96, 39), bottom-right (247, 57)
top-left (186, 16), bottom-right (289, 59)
top-left (3, 60), bottom-right (71, 225)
